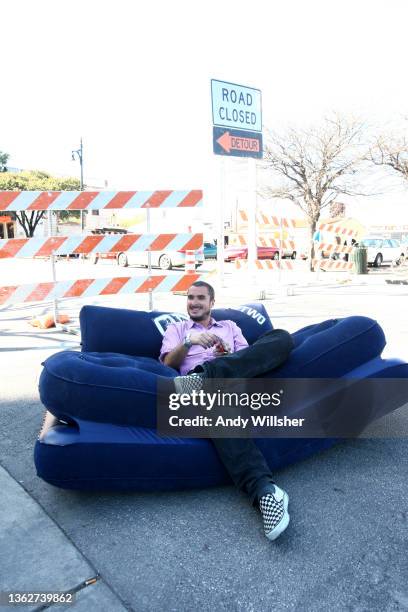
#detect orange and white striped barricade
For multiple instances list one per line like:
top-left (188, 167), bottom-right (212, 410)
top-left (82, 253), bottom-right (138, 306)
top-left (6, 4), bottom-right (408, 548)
top-left (0, 190), bottom-right (203, 211)
top-left (257, 237), bottom-right (296, 251)
top-left (317, 222), bottom-right (358, 238)
top-left (231, 235), bottom-right (296, 252)
top-left (313, 259), bottom-right (354, 272)
top-left (234, 259), bottom-right (296, 298)
top-left (185, 250), bottom-right (196, 274)
top-left (314, 221), bottom-right (359, 275)
top-left (236, 212), bottom-right (299, 265)
top-left (0, 233), bottom-right (203, 259)
top-left (238, 210), bottom-right (297, 229)
top-left (0, 233), bottom-right (204, 314)
top-left (0, 272), bottom-right (211, 308)
top-left (317, 243), bottom-right (354, 258)
top-left (0, 189), bottom-right (204, 319)
top-left (314, 244), bottom-right (354, 275)
top-left (235, 260), bottom-right (295, 271)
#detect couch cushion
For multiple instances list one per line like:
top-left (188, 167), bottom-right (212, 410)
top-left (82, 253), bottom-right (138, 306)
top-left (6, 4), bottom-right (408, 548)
top-left (39, 351), bottom-right (176, 427)
top-left (265, 316), bottom-right (386, 378)
top-left (34, 418), bottom-right (339, 491)
top-left (80, 303), bottom-right (273, 358)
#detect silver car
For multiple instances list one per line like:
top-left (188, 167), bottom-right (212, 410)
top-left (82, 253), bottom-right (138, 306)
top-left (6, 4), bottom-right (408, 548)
top-left (359, 237), bottom-right (405, 267)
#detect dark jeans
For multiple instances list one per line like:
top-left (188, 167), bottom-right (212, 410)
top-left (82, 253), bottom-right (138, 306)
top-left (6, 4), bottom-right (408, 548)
top-left (192, 329), bottom-right (294, 504)
top-left (196, 329), bottom-right (294, 379)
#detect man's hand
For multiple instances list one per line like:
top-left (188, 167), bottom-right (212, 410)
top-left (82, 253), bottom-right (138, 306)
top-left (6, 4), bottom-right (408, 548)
top-left (189, 333), bottom-right (231, 355)
top-left (213, 339), bottom-right (230, 356)
top-left (190, 331), bottom-right (220, 349)
top-left (163, 333), bottom-right (230, 370)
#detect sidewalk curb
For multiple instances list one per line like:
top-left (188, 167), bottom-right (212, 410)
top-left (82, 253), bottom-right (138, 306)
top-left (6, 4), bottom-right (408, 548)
top-left (0, 465), bottom-right (128, 611)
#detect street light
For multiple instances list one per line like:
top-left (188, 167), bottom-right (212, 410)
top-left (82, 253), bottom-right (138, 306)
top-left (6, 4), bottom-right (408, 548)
top-left (72, 138), bottom-right (85, 230)
top-left (71, 137), bottom-right (84, 189)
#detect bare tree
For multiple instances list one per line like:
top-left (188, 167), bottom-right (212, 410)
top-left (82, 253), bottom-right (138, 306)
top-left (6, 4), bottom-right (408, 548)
top-left (369, 128), bottom-right (408, 182)
top-left (260, 114), bottom-right (368, 267)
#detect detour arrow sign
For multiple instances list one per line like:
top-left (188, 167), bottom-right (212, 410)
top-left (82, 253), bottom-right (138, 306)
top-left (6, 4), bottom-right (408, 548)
top-left (213, 126), bottom-right (263, 159)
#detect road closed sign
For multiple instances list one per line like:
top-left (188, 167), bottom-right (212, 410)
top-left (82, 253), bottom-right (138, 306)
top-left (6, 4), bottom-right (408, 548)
top-left (211, 79), bottom-right (262, 133)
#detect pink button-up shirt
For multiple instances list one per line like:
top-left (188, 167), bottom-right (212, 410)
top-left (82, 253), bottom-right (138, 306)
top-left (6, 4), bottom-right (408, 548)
top-left (159, 318), bottom-right (248, 375)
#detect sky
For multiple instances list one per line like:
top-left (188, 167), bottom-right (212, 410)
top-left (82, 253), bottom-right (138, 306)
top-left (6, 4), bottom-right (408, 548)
top-left (1, 0), bottom-right (408, 224)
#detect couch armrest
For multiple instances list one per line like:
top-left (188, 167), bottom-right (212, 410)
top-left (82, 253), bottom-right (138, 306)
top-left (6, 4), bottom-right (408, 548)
top-left (80, 305), bottom-right (163, 357)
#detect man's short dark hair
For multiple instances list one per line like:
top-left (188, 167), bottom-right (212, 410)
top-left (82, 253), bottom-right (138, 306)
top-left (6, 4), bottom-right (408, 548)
top-left (190, 281), bottom-right (215, 301)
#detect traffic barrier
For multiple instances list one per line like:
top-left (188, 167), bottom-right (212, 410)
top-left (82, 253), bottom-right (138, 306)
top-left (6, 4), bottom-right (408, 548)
top-left (313, 259), bottom-right (354, 271)
top-left (258, 236), bottom-right (295, 250)
top-left (185, 250), bottom-right (196, 274)
top-left (0, 233), bottom-right (202, 258)
top-left (0, 190), bottom-right (203, 211)
top-left (238, 210), bottom-right (297, 228)
top-left (0, 189), bottom-right (205, 317)
top-left (314, 225), bottom-right (358, 266)
top-left (232, 211), bottom-right (359, 280)
top-left (0, 272), bottom-right (208, 308)
top-left (317, 243), bottom-right (353, 256)
top-left (232, 235), bottom-right (296, 250)
top-left (235, 260), bottom-right (295, 270)
top-left (317, 222), bottom-right (358, 238)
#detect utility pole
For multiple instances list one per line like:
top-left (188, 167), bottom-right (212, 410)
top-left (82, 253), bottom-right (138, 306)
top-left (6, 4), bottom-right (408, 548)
top-left (72, 138), bottom-right (84, 229)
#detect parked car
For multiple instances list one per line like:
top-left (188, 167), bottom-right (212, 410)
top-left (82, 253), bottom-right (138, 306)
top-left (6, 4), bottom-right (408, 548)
top-left (224, 245), bottom-right (280, 261)
top-left (204, 241), bottom-right (217, 259)
top-left (359, 237), bottom-right (405, 267)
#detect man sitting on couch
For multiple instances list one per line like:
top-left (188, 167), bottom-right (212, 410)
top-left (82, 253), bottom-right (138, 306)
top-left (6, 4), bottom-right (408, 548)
top-left (160, 280), bottom-right (294, 541)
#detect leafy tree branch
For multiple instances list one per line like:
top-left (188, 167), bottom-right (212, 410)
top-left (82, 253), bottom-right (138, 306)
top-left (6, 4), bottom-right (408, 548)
top-left (0, 169), bottom-right (80, 237)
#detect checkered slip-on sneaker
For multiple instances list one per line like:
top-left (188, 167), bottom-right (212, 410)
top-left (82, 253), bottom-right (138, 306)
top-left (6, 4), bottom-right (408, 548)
top-left (259, 486), bottom-right (290, 541)
top-left (173, 373), bottom-right (204, 395)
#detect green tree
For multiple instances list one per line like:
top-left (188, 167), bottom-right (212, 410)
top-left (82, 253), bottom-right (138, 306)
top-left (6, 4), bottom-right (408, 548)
top-left (0, 170), bottom-right (80, 237)
top-left (0, 150), bottom-right (9, 172)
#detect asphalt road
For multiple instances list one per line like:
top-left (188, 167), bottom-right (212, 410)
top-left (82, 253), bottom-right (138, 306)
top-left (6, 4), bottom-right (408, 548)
top-left (1, 264), bottom-right (408, 611)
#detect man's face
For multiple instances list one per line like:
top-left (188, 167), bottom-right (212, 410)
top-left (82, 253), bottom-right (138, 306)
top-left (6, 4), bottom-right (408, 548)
top-left (187, 285), bottom-right (214, 322)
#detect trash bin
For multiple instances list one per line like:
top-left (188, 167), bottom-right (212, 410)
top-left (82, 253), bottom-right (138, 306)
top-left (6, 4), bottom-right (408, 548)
top-left (352, 245), bottom-right (368, 274)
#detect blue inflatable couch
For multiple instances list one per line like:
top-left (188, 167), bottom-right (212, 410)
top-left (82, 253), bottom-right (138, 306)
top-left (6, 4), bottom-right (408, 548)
top-left (34, 304), bottom-right (408, 491)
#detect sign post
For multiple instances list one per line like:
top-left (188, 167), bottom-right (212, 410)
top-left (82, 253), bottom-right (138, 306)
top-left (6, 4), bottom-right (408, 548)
top-left (217, 158), bottom-right (226, 286)
top-left (247, 159), bottom-right (258, 278)
top-left (211, 79), bottom-right (263, 283)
